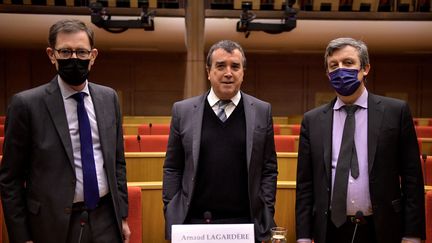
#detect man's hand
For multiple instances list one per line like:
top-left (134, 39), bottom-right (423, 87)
top-left (122, 219), bottom-right (131, 243)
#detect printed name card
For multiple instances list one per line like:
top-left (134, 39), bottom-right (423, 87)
top-left (172, 224), bottom-right (254, 243)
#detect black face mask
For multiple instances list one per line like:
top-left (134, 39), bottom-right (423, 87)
top-left (57, 58), bottom-right (90, 86)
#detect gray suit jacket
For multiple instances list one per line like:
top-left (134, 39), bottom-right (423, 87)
top-left (162, 91), bottom-right (278, 241)
top-left (296, 93), bottom-right (425, 243)
top-left (0, 77), bottom-right (128, 243)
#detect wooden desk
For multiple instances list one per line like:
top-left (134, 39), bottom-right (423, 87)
top-left (127, 181), bottom-right (297, 243)
top-left (123, 116), bottom-right (171, 125)
top-left (127, 182), bottom-right (432, 243)
top-left (126, 152), bottom-right (299, 182)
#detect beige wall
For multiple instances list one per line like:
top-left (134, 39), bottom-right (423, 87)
top-left (0, 48), bottom-right (431, 117)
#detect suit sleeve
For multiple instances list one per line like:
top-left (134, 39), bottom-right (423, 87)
top-left (296, 114), bottom-right (314, 239)
top-left (162, 103), bottom-right (185, 209)
top-left (0, 94), bottom-right (33, 242)
top-left (261, 104), bottom-right (278, 215)
top-left (113, 91), bottom-right (128, 219)
top-left (398, 102), bottom-right (425, 239)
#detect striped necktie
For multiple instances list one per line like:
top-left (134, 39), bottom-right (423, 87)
top-left (216, 100), bottom-right (231, 122)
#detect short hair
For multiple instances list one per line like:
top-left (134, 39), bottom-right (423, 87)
top-left (324, 37), bottom-right (369, 71)
top-left (206, 40), bottom-right (246, 69)
top-left (48, 19), bottom-right (95, 48)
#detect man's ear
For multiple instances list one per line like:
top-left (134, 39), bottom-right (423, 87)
top-left (46, 47), bottom-right (56, 64)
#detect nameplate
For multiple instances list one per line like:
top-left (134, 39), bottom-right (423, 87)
top-left (172, 224), bottom-right (254, 243)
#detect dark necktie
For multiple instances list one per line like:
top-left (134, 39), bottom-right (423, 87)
top-left (216, 100), bottom-right (230, 122)
top-left (72, 92), bottom-right (99, 210)
top-left (331, 105), bottom-right (359, 227)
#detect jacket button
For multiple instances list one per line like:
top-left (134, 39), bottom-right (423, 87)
top-left (324, 211), bottom-right (328, 215)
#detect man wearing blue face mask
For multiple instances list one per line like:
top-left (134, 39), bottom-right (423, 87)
top-left (295, 37), bottom-right (425, 243)
top-left (0, 19), bottom-right (130, 243)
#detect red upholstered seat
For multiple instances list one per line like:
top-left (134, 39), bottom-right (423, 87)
top-left (139, 135), bottom-right (169, 152)
top-left (0, 137), bottom-right (4, 155)
top-left (137, 124), bottom-right (151, 135)
top-left (0, 125), bottom-right (4, 137)
top-left (124, 135), bottom-right (141, 152)
top-left (416, 126), bottom-right (432, 138)
top-left (138, 123), bottom-right (170, 135)
top-left (290, 124), bottom-right (301, 135)
top-left (421, 155), bottom-right (432, 186)
top-left (127, 186), bottom-right (142, 243)
top-left (148, 124), bottom-right (170, 135)
top-left (273, 124), bottom-right (281, 135)
top-left (274, 135), bottom-right (296, 152)
top-left (0, 116), bottom-right (5, 124)
top-left (426, 191), bottom-right (432, 243)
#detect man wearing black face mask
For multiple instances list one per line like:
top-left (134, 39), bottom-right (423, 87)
top-left (295, 37), bottom-right (425, 243)
top-left (0, 19), bottom-right (131, 243)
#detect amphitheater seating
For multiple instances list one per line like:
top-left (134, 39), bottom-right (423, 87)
top-left (421, 155), bottom-right (432, 186)
top-left (124, 135), bottom-right (169, 152)
top-left (416, 126), bottom-right (432, 138)
top-left (274, 135), bottom-right (297, 152)
top-left (0, 137), bottom-right (3, 155)
top-left (138, 124), bottom-right (170, 135)
top-left (427, 191), bottom-right (432, 243)
top-left (127, 186), bottom-right (143, 243)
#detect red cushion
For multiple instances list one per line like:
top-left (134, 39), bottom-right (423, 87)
top-left (426, 191), bottom-right (432, 243)
top-left (274, 135), bottom-right (296, 152)
top-left (127, 186), bottom-right (142, 243)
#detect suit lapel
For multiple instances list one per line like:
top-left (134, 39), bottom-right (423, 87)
top-left (321, 100), bottom-right (335, 182)
top-left (43, 77), bottom-right (75, 168)
top-left (192, 93), bottom-right (206, 171)
top-left (242, 93), bottom-right (255, 170)
top-left (367, 93), bottom-right (384, 173)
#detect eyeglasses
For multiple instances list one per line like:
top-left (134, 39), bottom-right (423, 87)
top-left (54, 48), bottom-right (92, 59)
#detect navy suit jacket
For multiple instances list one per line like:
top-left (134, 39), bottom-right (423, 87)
top-left (0, 76), bottom-right (128, 243)
top-left (296, 92), bottom-right (425, 243)
top-left (163, 91), bottom-right (278, 241)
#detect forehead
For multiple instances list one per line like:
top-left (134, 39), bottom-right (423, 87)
top-left (55, 31), bottom-right (90, 47)
top-left (327, 45), bottom-right (360, 62)
top-left (211, 48), bottom-right (243, 64)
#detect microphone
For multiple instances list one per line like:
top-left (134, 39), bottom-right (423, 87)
top-left (78, 211), bottom-right (88, 243)
top-left (149, 123), bottom-right (153, 135)
top-left (351, 211), bottom-right (364, 243)
top-left (203, 211), bottom-right (212, 224)
top-left (422, 154), bottom-right (427, 184)
top-left (137, 135), bottom-right (142, 152)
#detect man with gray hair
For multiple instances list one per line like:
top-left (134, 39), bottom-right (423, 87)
top-left (296, 37), bottom-right (425, 243)
top-left (163, 40), bottom-right (278, 242)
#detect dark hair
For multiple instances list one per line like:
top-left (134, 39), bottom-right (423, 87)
top-left (48, 19), bottom-right (94, 48)
top-left (206, 40), bottom-right (246, 69)
top-left (324, 37), bottom-right (369, 71)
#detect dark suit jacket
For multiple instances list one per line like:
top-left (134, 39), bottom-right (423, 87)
top-left (295, 92), bottom-right (425, 243)
top-left (162, 91), bottom-right (278, 241)
top-left (0, 77), bottom-right (128, 243)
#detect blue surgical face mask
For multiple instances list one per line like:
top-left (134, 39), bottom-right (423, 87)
top-left (328, 68), bottom-right (361, 96)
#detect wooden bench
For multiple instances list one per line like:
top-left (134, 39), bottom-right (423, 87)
top-left (126, 182), bottom-right (432, 243)
top-left (126, 152), bottom-right (298, 182)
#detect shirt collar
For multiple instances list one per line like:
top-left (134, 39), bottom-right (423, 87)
top-left (57, 75), bottom-right (90, 99)
top-left (334, 88), bottom-right (368, 111)
top-left (207, 88), bottom-right (241, 107)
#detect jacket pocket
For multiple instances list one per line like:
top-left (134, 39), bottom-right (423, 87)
top-left (27, 198), bottom-right (41, 215)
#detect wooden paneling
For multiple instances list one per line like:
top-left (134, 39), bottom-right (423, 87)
top-left (1, 49), bottom-right (431, 118)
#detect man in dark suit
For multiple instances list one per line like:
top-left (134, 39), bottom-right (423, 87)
top-left (162, 40), bottom-right (278, 242)
top-left (295, 37), bottom-right (425, 243)
top-left (0, 19), bottom-right (130, 243)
